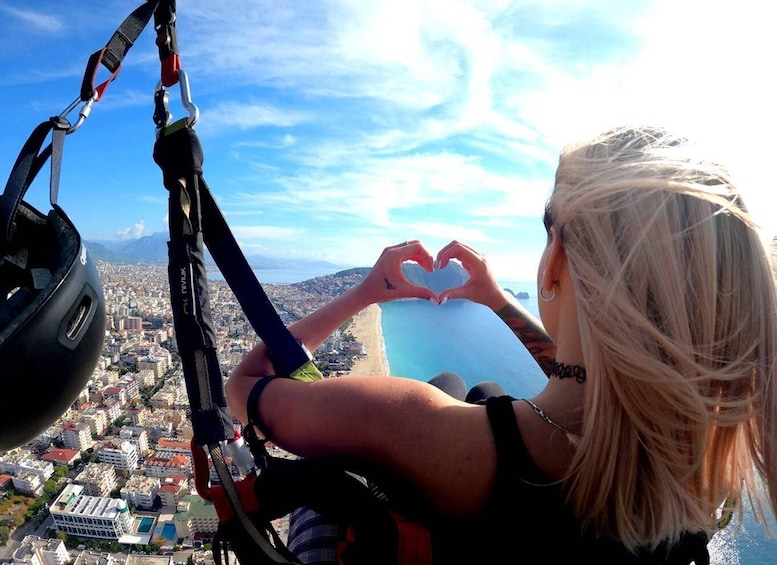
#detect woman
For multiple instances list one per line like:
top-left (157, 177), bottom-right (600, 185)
top-left (225, 126), bottom-right (777, 563)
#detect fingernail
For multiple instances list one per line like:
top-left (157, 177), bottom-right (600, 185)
top-left (429, 297), bottom-right (440, 306)
top-left (439, 297), bottom-right (448, 305)
top-left (434, 259), bottom-right (441, 270)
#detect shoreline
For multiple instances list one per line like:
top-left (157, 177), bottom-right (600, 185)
top-left (346, 304), bottom-right (389, 376)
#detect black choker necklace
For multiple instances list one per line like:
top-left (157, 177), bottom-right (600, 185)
top-left (551, 361), bottom-right (587, 383)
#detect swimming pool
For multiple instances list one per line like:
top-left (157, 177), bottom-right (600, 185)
top-left (160, 522), bottom-right (177, 543)
top-left (137, 517), bottom-right (154, 534)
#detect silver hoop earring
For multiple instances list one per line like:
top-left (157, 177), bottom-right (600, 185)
top-left (539, 285), bottom-right (556, 302)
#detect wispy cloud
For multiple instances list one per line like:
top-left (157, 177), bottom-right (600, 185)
top-left (0, 5), bottom-right (64, 33)
top-left (1, 0), bottom-right (774, 279)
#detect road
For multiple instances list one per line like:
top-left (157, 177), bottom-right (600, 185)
top-left (0, 514), bottom-right (53, 563)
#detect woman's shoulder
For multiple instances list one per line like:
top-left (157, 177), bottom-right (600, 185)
top-left (484, 395), bottom-right (576, 483)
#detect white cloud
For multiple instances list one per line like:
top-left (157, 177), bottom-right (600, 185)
top-left (116, 221), bottom-right (146, 239)
top-left (230, 225), bottom-right (302, 241)
top-left (0, 6), bottom-right (64, 32)
top-left (197, 101), bottom-right (312, 135)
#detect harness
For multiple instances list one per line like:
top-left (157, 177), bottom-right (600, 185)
top-left (1, 3), bottom-right (433, 563)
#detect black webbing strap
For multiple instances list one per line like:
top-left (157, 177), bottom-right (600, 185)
top-left (154, 119), bottom-right (305, 564)
top-left (148, 5), bottom-right (312, 562)
top-left (153, 122), bottom-right (313, 378)
top-left (152, 121), bottom-right (233, 446)
top-left (3, 0), bottom-right (160, 248)
top-left (0, 116), bottom-right (69, 248)
top-left (79, 1), bottom-right (160, 102)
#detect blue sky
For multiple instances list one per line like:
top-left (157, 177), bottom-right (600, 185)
top-left (1, 0), bottom-right (775, 282)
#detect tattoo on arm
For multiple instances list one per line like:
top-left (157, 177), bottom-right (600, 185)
top-left (384, 278), bottom-right (396, 290)
top-left (495, 303), bottom-right (556, 377)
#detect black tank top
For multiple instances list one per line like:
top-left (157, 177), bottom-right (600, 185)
top-left (465, 394), bottom-right (711, 564)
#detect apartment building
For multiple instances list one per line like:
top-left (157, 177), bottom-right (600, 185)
top-left (97, 441), bottom-right (139, 474)
top-left (50, 484), bottom-right (134, 541)
top-left (74, 463), bottom-right (117, 497)
top-left (120, 475), bottom-right (160, 510)
top-left (62, 421), bottom-right (94, 452)
top-left (12, 535), bottom-right (69, 565)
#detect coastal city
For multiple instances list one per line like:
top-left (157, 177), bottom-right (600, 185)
top-left (0, 262), bottom-right (370, 565)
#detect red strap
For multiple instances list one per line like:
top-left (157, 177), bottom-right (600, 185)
top-left (161, 54), bottom-right (181, 87)
top-left (390, 509), bottom-right (434, 565)
top-left (335, 509), bottom-right (434, 565)
top-left (190, 439), bottom-right (260, 523)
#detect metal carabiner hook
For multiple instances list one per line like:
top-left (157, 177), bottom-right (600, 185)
top-left (59, 92), bottom-right (98, 134)
top-left (153, 69), bottom-right (199, 129)
top-left (177, 69), bottom-right (199, 127)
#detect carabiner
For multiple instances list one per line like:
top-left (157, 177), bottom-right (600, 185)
top-left (177, 69), bottom-right (199, 126)
top-left (59, 92), bottom-right (98, 134)
top-left (153, 69), bottom-right (199, 129)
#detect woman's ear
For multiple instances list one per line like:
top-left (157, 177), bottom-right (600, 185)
top-left (541, 227), bottom-right (566, 289)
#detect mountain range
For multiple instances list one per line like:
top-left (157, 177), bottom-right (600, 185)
top-left (85, 231), bottom-right (345, 271)
top-left (85, 232), bottom-right (526, 295)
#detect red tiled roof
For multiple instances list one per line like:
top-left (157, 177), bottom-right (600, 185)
top-left (157, 438), bottom-right (190, 449)
top-left (41, 449), bottom-right (81, 464)
top-left (159, 484), bottom-right (181, 493)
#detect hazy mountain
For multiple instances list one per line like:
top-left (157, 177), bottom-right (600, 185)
top-left (85, 231), bottom-right (344, 271)
top-left (87, 232), bottom-right (170, 263)
top-left (401, 262), bottom-right (468, 292)
top-left (85, 232), bottom-right (475, 290)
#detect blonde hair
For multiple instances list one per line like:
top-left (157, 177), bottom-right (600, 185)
top-left (548, 126), bottom-right (777, 550)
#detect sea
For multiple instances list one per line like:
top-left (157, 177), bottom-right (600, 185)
top-left (244, 269), bottom-right (777, 564)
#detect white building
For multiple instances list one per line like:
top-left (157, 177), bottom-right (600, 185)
top-left (158, 476), bottom-right (188, 510)
top-left (12, 470), bottom-right (44, 497)
top-left (102, 400), bottom-right (122, 423)
top-left (74, 463), bottom-right (117, 497)
top-left (82, 410), bottom-right (108, 438)
top-left (120, 475), bottom-right (160, 510)
top-left (138, 356), bottom-right (168, 380)
top-left (155, 437), bottom-right (190, 455)
top-left (33, 426), bottom-right (61, 447)
top-left (62, 421), bottom-right (94, 452)
top-left (97, 441), bottom-right (139, 474)
top-left (143, 452), bottom-right (191, 479)
top-left (0, 451), bottom-right (53, 482)
top-left (119, 427), bottom-right (150, 457)
top-left (12, 535), bottom-right (69, 565)
top-left (117, 375), bottom-right (141, 403)
top-left (135, 369), bottom-right (157, 388)
top-left (50, 484), bottom-right (133, 541)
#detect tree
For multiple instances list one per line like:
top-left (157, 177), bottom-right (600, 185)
top-left (44, 478), bottom-right (60, 497)
top-left (0, 522), bottom-right (9, 545)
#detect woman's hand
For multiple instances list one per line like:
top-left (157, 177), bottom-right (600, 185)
top-left (355, 240), bottom-right (439, 305)
top-left (435, 240), bottom-right (510, 310)
top-left (435, 240), bottom-right (555, 375)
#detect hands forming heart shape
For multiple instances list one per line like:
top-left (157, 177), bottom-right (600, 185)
top-left (401, 262), bottom-right (470, 294)
top-left (366, 240), bottom-right (512, 311)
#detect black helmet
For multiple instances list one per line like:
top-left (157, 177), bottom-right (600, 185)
top-left (0, 118), bottom-right (106, 451)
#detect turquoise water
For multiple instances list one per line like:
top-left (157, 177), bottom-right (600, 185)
top-left (137, 516), bottom-right (154, 533)
top-left (381, 297), bottom-right (546, 400)
top-left (160, 522), bottom-right (177, 543)
top-left (379, 291), bottom-right (777, 564)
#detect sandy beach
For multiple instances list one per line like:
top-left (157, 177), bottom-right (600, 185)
top-left (346, 304), bottom-right (389, 376)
